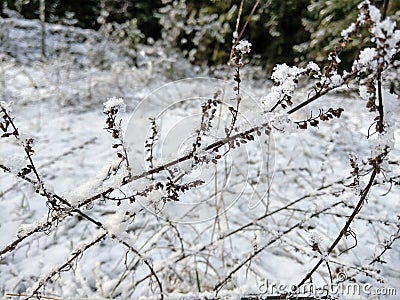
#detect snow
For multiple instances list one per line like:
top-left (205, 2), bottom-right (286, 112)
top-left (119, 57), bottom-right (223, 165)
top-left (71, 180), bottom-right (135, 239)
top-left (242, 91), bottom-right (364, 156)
top-left (353, 47), bottom-right (377, 72)
top-left (0, 101), bottom-right (13, 115)
top-left (0, 17), bottom-right (132, 66)
top-left (261, 64), bottom-right (306, 111)
top-left (65, 159), bottom-right (121, 205)
top-left (359, 85), bottom-right (372, 100)
top-left (366, 2), bottom-right (381, 24)
top-left (103, 97), bottom-right (126, 113)
top-left (0, 9), bottom-right (400, 300)
top-left (235, 40), bottom-right (252, 54)
top-left (306, 61), bottom-right (320, 73)
top-left (341, 23), bottom-right (356, 39)
top-left (329, 73), bottom-right (344, 87)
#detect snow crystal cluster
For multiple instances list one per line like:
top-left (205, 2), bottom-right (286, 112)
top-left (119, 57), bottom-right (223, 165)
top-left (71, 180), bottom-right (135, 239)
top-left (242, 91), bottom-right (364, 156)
top-left (341, 23), bottom-right (357, 39)
top-left (370, 89), bottom-right (398, 158)
top-left (358, 0), bottom-right (381, 24)
top-left (0, 101), bottom-right (13, 116)
top-left (66, 158), bottom-right (128, 205)
top-left (306, 61), bottom-right (321, 73)
top-left (354, 48), bottom-right (378, 73)
top-left (103, 97), bottom-right (126, 113)
top-left (309, 231), bottom-right (328, 259)
top-left (261, 61), bottom-right (321, 112)
top-left (358, 86), bottom-right (374, 103)
top-left (269, 111), bottom-right (297, 134)
top-left (352, 1), bottom-right (400, 72)
top-left (261, 64), bottom-right (303, 111)
top-left (235, 40), bottom-right (252, 54)
top-left (328, 72), bottom-right (344, 88)
top-left (104, 203), bottom-right (130, 237)
top-left (17, 216), bottom-right (49, 238)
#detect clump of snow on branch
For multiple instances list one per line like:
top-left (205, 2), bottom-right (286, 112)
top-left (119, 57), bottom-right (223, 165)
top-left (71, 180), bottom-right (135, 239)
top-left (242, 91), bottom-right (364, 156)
top-left (103, 97), bottom-right (126, 113)
top-left (260, 61), bottom-right (321, 111)
top-left (104, 202), bottom-right (130, 237)
top-left (261, 64), bottom-right (303, 110)
top-left (329, 72), bottom-right (344, 87)
top-left (354, 1), bottom-right (400, 70)
top-left (0, 101), bottom-right (13, 116)
top-left (306, 61), bottom-right (321, 74)
top-left (341, 23), bottom-right (357, 39)
top-left (354, 48), bottom-right (378, 72)
top-left (310, 231), bottom-right (328, 260)
top-left (357, 0), bottom-right (381, 24)
top-left (359, 85), bottom-right (373, 101)
top-left (235, 40), bottom-right (252, 54)
top-left (65, 158), bottom-right (128, 205)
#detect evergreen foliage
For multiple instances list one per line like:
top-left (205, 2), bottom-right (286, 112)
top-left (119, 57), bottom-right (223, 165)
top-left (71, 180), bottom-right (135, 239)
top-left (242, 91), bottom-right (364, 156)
top-left (1, 0), bottom-right (398, 70)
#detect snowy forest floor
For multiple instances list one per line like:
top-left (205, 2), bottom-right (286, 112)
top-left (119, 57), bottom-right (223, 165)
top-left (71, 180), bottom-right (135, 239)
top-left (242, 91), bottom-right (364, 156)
top-left (1, 18), bottom-right (400, 300)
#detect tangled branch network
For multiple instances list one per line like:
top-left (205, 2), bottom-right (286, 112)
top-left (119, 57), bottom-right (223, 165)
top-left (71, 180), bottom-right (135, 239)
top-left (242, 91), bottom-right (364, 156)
top-left (0, 1), bottom-right (400, 299)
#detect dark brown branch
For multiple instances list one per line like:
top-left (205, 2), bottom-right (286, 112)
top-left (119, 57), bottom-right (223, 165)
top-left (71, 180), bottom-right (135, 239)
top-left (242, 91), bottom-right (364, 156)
top-left (118, 239), bottom-right (164, 299)
top-left (0, 215), bottom-right (65, 257)
top-left (214, 201), bottom-right (344, 292)
top-left (0, 162), bottom-right (103, 228)
top-left (26, 234), bottom-right (106, 299)
top-left (376, 75), bottom-right (384, 133)
top-left (287, 70), bottom-right (356, 115)
top-left (382, 0), bottom-right (390, 19)
top-left (296, 169), bottom-right (377, 289)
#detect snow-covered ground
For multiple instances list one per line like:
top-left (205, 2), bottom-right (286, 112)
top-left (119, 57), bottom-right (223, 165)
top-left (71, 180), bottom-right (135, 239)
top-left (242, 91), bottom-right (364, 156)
top-left (0, 16), bottom-right (400, 300)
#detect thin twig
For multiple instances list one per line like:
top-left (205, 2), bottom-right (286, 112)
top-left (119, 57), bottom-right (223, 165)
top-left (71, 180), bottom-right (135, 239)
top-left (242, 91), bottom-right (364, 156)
top-left (296, 169), bottom-right (377, 289)
top-left (214, 201), bottom-right (344, 292)
top-left (26, 233), bottom-right (106, 299)
top-left (369, 227), bottom-right (400, 265)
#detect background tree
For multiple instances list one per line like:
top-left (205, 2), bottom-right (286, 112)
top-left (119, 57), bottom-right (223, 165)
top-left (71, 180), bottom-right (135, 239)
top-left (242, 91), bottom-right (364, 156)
top-left (297, 0), bottom-right (400, 69)
top-left (1, 0), bottom-right (399, 71)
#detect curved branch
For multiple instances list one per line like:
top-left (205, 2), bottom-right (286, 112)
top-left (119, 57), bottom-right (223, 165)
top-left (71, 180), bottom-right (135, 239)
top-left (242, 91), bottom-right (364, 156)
top-left (296, 169), bottom-right (377, 289)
